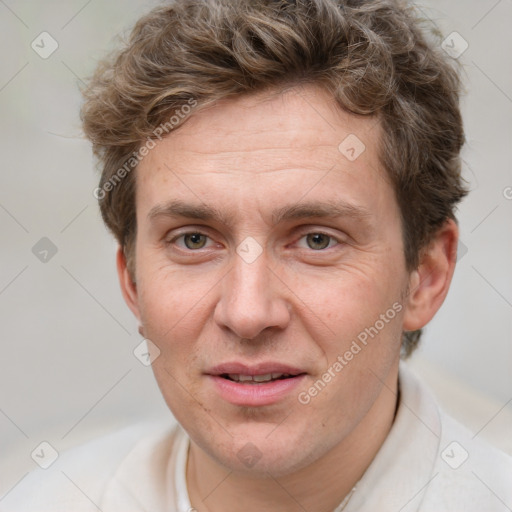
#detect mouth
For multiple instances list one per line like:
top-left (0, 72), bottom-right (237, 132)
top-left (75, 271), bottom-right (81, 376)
top-left (220, 372), bottom-right (303, 384)
top-left (206, 362), bottom-right (307, 406)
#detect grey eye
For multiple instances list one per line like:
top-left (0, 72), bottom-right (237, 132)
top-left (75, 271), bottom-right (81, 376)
top-left (306, 233), bottom-right (331, 250)
top-left (184, 233), bottom-right (208, 249)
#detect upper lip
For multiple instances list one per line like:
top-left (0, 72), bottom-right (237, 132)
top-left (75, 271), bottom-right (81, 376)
top-left (206, 362), bottom-right (306, 376)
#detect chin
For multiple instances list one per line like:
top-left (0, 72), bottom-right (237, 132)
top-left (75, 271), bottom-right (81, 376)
top-left (193, 419), bottom-right (324, 477)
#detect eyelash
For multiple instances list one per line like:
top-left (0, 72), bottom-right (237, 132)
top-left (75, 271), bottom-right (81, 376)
top-left (170, 232), bottom-right (215, 250)
top-left (167, 230), bottom-right (341, 251)
top-left (296, 232), bottom-right (340, 251)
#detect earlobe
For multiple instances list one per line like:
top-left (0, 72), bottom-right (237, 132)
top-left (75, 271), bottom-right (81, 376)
top-left (402, 219), bottom-right (459, 332)
top-left (116, 246), bottom-right (141, 322)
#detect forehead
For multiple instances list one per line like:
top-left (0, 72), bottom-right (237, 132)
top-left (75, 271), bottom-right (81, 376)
top-left (135, 85), bottom-right (392, 220)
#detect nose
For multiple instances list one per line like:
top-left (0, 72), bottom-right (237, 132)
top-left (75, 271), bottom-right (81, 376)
top-left (213, 248), bottom-right (291, 340)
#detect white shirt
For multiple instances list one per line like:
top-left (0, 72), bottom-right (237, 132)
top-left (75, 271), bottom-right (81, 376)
top-left (2, 365), bottom-right (511, 511)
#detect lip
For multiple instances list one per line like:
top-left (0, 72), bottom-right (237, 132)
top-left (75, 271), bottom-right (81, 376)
top-left (206, 362), bottom-right (307, 407)
top-left (207, 362), bottom-right (305, 376)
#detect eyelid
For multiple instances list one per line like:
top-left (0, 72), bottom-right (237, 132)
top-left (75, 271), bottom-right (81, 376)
top-left (164, 226), bottom-right (345, 251)
top-left (166, 229), bottom-right (215, 249)
top-left (294, 225), bottom-right (345, 240)
top-left (295, 231), bottom-right (341, 250)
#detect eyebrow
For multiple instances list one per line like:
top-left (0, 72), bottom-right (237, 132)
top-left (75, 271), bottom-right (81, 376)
top-left (148, 199), bottom-right (231, 225)
top-left (147, 199), bottom-right (372, 226)
top-left (271, 201), bottom-right (372, 224)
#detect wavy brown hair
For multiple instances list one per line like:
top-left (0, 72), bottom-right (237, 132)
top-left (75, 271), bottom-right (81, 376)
top-left (81, 0), bottom-right (467, 355)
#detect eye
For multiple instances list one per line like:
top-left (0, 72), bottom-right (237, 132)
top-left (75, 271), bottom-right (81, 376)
top-left (299, 233), bottom-right (339, 251)
top-left (174, 232), bottom-right (211, 250)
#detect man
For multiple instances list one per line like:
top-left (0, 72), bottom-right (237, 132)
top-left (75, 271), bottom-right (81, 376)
top-left (4, 0), bottom-right (511, 510)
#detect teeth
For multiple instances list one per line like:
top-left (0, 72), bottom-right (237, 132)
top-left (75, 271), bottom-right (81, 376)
top-left (252, 373), bottom-right (273, 382)
top-left (226, 373), bottom-right (291, 383)
top-left (238, 374), bottom-right (256, 382)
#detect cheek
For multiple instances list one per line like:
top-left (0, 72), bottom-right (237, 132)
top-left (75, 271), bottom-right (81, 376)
top-left (136, 263), bottom-right (215, 345)
top-left (294, 267), bottom-right (402, 337)
top-left (292, 270), bottom-right (406, 399)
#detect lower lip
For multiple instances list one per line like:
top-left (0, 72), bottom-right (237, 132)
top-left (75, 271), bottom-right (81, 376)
top-left (207, 375), bottom-right (306, 406)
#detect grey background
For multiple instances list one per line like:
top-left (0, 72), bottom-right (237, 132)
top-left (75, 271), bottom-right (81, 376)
top-left (1, 0), bottom-right (511, 497)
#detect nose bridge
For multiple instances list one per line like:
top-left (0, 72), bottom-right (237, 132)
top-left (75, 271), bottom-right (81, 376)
top-left (228, 250), bottom-right (272, 313)
top-left (214, 246), bottom-right (290, 339)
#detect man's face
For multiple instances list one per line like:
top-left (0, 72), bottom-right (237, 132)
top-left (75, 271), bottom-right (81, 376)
top-left (128, 85), bottom-right (412, 475)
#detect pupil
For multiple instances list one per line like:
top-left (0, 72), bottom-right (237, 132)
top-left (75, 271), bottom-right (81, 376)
top-left (185, 233), bottom-right (206, 249)
top-left (307, 233), bottom-right (329, 250)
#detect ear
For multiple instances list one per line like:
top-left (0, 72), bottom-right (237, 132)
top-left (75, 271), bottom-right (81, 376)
top-left (116, 246), bottom-right (141, 322)
top-left (402, 219), bottom-right (459, 332)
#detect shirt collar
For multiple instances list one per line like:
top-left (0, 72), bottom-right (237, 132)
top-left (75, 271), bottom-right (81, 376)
top-left (343, 363), bottom-right (441, 512)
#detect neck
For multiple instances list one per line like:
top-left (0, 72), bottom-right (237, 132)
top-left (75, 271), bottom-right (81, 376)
top-left (187, 366), bottom-right (399, 512)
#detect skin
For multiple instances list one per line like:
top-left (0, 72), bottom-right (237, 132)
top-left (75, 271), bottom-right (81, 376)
top-left (117, 84), bottom-right (458, 512)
